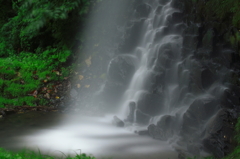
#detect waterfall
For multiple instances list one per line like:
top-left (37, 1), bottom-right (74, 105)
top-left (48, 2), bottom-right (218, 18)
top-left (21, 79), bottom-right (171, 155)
top-left (103, 0), bottom-right (234, 157)
top-left (113, 0), bottom-right (190, 126)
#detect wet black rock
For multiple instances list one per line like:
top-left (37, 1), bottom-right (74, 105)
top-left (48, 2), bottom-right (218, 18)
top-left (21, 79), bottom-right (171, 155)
top-left (183, 35), bottom-right (198, 50)
top-left (135, 109), bottom-right (151, 125)
top-left (112, 116), bottom-right (124, 127)
top-left (157, 115), bottom-right (176, 138)
top-left (125, 101), bottom-right (136, 122)
top-left (202, 109), bottom-right (235, 158)
top-left (134, 130), bottom-right (149, 135)
top-left (107, 55), bottom-right (136, 85)
top-left (181, 97), bottom-right (219, 138)
top-left (148, 124), bottom-right (166, 140)
top-left (0, 110), bottom-right (5, 118)
top-left (135, 3), bottom-right (151, 19)
top-left (137, 93), bottom-right (163, 116)
top-left (171, 12), bottom-right (184, 24)
top-left (219, 88), bottom-right (240, 109)
top-left (201, 68), bottom-right (216, 89)
top-left (103, 54), bottom-right (136, 107)
top-left (119, 19), bottom-right (145, 52)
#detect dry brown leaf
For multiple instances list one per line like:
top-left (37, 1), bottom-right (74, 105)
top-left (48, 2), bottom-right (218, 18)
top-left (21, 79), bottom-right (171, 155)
top-left (85, 85), bottom-right (90, 88)
top-left (55, 71), bottom-right (60, 75)
top-left (29, 90), bottom-right (38, 97)
top-left (77, 84), bottom-right (81, 88)
top-left (45, 93), bottom-right (50, 99)
top-left (85, 56), bottom-right (92, 67)
top-left (79, 75), bottom-right (84, 80)
top-left (17, 72), bottom-right (21, 77)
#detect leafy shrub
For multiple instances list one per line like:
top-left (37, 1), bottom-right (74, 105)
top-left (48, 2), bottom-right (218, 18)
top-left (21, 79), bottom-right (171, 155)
top-left (1, 0), bottom-right (93, 52)
top-left (204, 0), bottom-right (240, 28)
top-left (0, 46), bottom-right (71, 108)
top-left (0, 147), bottom-right (96, 159)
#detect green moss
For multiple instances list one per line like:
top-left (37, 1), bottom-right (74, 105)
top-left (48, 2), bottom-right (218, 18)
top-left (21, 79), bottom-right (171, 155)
top-left (0, 45), bottom-right (73, 108)
top-left (0, 147), bottom-right (97, 159)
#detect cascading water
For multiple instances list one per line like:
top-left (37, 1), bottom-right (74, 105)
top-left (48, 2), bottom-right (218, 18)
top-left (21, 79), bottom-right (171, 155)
top-left (112, 0), bottom-right (190, 127)
top-left (103, 0), bottom-right (234, 157)
top-left (1, 0), bottom-right (237, 159)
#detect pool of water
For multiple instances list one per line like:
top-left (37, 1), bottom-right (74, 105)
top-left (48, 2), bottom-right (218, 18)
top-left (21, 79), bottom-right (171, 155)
top-left (0, 112), bottom-right (178, 159)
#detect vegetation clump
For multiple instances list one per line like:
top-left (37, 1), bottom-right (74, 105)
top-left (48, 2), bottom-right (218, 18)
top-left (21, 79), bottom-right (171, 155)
top-left (0, 148), bottom-right (96, 159)
top-left (186, 0), bottom-right (240, 51)
top-left (0, 0), bottom-right (98, 108)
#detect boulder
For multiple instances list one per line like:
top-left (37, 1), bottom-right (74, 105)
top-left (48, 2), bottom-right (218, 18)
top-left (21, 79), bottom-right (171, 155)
top-left (148, 124), bottom-right (166, 140)
top-left (112, 116), bottom-right (124, 127)
top-left (201, 68), bottom-right (216, 89)
top-left (125, 101), bottom-right (136, 122)
top-left (157, 115), bottom-right (176, 137)
top-left (135, 3), bottom-right (151, 19)
top-left (107, 55), bottom-right (136, 85)
top-left (134, 130), bottom-right (149, 135)
top-left (137, 93), bottom-right (163, 116)
top-left (202, 109), bottom-right (235, 158)
top-left (182, 35), bottom-right (198, 50)
top-left (0, 110), bottom-right (5, 118)
top-left (213, 88), bottom-right (240, 109)
top-left (181, 97), bottom-right (219, 138)
top-left (119, 19), bottom-right (145, 52)
top-left (135, 109), bottom-right (151, 125)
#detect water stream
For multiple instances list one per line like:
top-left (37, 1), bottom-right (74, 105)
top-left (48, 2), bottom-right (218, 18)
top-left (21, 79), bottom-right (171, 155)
top-left (0, 0), bottom-right (232, 158)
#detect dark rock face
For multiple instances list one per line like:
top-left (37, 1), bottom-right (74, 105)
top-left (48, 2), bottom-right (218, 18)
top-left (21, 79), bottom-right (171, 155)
top-left (148, 124), bottom-right (166, 140)
top-left (101, 0), bottom-right (240, 158)
top-left (137, 93), bottom-right (163, 116)
top-left (0, 110), bottom-right (5, 118)
top-left (125, 101), bottom-right (136, 122)
top-left (135, 109), bottom-right (151, 125)
top-left (201, 68), bottom-right (216, 89)
top-left (181, 97), bottom-right (220, 141)
top-left (107, 55), bottom-right (136, 85)
top-left (157, 115), bottom-right (176, 137)
top-left (135, 129), bottom-right (149, 135)
top-left (178, 0), bottom-right (240, 157)
top-left (102, 55), bottom-right (136, 108)
top-left (220, 88), bottom-right (240, 109)
top-left (135, 3), bottom-right (151, 19)
top-left (112, 116), bottom-right (124, 127)
top-left (119, 19), bottom-right (145, 52)
top-left (202, 109), bottom-right (235, 158)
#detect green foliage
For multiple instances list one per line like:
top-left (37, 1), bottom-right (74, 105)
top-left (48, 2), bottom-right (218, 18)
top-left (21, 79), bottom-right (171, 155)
top-left (0, 46), bottom-right (71, 108)
top-left (204, 0), bottom-right (240, 28)
top-left (0, 0), bottom-right (93, 51)
top-left (0, 0), bottom-right (97, 107)
top-left (0, 147), bottom-right (96, 159)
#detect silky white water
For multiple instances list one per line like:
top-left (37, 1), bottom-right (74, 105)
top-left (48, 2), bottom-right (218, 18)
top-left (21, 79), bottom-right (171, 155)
top-left (0, 0), bottom-right (229, 158)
